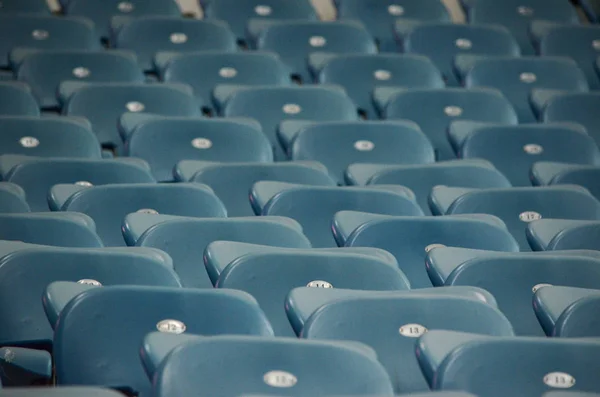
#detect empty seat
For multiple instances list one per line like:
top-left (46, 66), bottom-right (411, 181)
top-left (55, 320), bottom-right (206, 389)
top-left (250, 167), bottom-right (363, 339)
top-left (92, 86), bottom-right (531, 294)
top-left (112, 17), bottom-right (236, 72)
top-left (463, 56), bottom-right (588, 123)
top-left (16, 50), bottom-right (144, 109)
top-left (0, 83), bottom-right (39, 117)
top-left (534, 286), bottom-right (600, 337)
top-left (0, 15), bottom-right (97, 68)
top-left (54, 287), bottom-right (274, 396)
top-left (0, 245), bottom-right (178, 346)
top-left (0, 0), bottom-right (51, 14)
top-left (528, 219), bottom-right (600, 251)
top-left (382, 88), bottom-right (518, 160)
top-left (0, 347), bottom-right (51, 386)
top-left (256, 20), bottom-right (376, 82)
top-left (346, 160), bottom-right (511, 215)
top-left (0, 182), bottom-right (29, 213)
top-left (252, 182), bottom-right (423, 247)
top-left (532, 163), bottom-right (600, 201)
top-left (430, 186), bottom-right (600, 251)
top-left (187, 162), bottom-right (334, 216)
top-left (153, 336), bottom-right (393, 397)
top-left (449, 122), bottom-right (600, 186)
top-left (44, 281), bottom-right (101, 329)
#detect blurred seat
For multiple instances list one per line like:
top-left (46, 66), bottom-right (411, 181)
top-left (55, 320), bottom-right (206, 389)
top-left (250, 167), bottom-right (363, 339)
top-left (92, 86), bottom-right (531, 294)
top-left (581, 0), bottom-right (600, 23)
top-left (0, 83), bottom-right (40, 117)
top-left (0, 0), bottom-right (51, 14)
top-left (528, 219), bottom-right (600, 251)
top-left (0, 388), bottom-right (126, 397)
top-left (533, 162), bottom-right (600, 201)
top-left (0, 347), bottom-right (51, 387)
top-left (0, 182), bottom-right (30, 213)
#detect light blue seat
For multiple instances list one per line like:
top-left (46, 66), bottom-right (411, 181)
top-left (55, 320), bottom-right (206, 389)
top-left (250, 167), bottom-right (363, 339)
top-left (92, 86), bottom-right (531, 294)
top-left (134, 215), bottom-right (311, 288)
top-left (301, 293), bottom-right (513, 394)
top-left (312, 53), bottom-right (444, 118)
top-left (252, 182), bottom-right (423, 247)
top-left (0, 83), bottom-right (39, 117)
top-left (0, 15), bottom-right (97, 68)
top-left (430, 186), bottom-right (600, 251)
top-left (532, 162), bottom-right (600, 201)
top-left (256, 20), bottom-right (376, 82)
top-left (449, 122), bottom-right (600, 187)
top-left (0, 246), bottom-right (178, 347)
top-left (0, 347), bottom-right (51, 387)
top-left (220, 85), bottom-right (358, 160)
top-left (0, 0), bottom-right (50, 14)
top-left (153, 336), bottom-right (394, 397)
top-left (62, 82), bottom-right (199, 151)
top-left (112, 17), bottom-right (237, 72)
top-left (397, 22), bottom-right (520, 86)
top-left (0, 182), bottom-right (30, 213)
top-left (462, 56), bottom-right (588, 123)
top-left (425, 248), bottom-right (600, 335)
top-left (3, 157), bottom-right (155, 212)
top-left (382, 87), bottom-right (518, 160)
top-left (534, 286), bottom-right (600, 337)
top-left (205, 241), bottom-right (410, 336)
top-left (15, 50), bottom-right (144, 109)
top-left (0, 388), bottom-right (126, 397)
top-left (51, 183), bottom-right (227, 246)
top-left (125, 117), bottom-right (272, 182)
top-left (335, 212), bottom-right (519, 288)
top-left (54, 287), bottom-right (273, 396)
top-left (527, 219), bottom-right (600, 251)
top-left (346, 160), bottom-right (511, 215)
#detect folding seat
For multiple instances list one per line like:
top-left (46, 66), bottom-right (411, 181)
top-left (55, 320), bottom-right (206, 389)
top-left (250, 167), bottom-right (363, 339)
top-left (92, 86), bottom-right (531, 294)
top-left (219, 85), bottom-right (358, 160)
top-left (0, 388), bottom-right (126, 397)
top-left (0, 245), bottom-right (178, 346)
top-left (62, 83), bottom-right (199, 151)
top-left (425, 247), bottom-right (600, 335)
top-left (381, 87), bottom-right (518, 160)
top-left (346, 160), bottom-right (511, 215)
top-left (125, 117), bottom-right (272, 182)
top-left (417, 330), bottom-right (600, 396)
top-left (152, 336), bottom-right (394, 397)
top-left (287, 120), bottom-right (435, 184)
top-left (132, 215), bottom-right (311, 288)
top-left (203, 0), bottom-right (317, 42)
top-left (112, 17), bottom-right (237, 72)
top-left (3, 157), bottom-right (154, 211)
top-left (312, 53), bottom-right (444, 118)
top-left (50, 183), bottom-right (227, 246)
top-left (532, 162), bottom-right (600, 201)
top-left (465, 0), bottom-right (579, 54)
top-left (462, 56), bottom-right (588, 123)
top-left (15, 50), bottom-right (144, 109)
top-left (54, 287), bottom-right (273, 396)
top-left (0, 347), bottom-right (51, 386)
top-left (185, 162), bottom-right (334, 216)
top-left (430, 186), bottom-right (600, 251)
top-left (396, 22), bottom-right (520, 86)
top-left (159, 52), bottom-right (290, 111)
top-left (0, 83), bottom-right (39, 117)
top-left (335, 0), bottom-right (450, 52)
top-left (449, 122), bottom-right (600, 187)
top-left (44, 281), bottom-right (101, 329)
top-left (251, 182), bottom-right (423, 247)
top-left (64, 0), bottom-right (181, 40)
top-left (255, 21), bottom-right (377, 82)
top-left (0, 182), bottom-right (30, 213)
top-left (528, 219), bottom-right (600, 251)
top-left (0, 15), bottom-right (97, 68)
top-left (0, 0), bottom-right (51, 14)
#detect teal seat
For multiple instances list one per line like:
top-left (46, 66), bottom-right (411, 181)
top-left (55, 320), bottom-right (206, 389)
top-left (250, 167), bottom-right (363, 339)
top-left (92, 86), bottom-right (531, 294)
top-left (0, 182), bottom-right (30, 213)
top-left (0, 388), bottom-right (125, 397)
top-left (0, 0), bottom-right (50, 14)
top-left (532, 162), bottom-right (600, 201)
top-left (0, 83), bottom-right (39, 117)
top-left (43, 281), bottom-right (101, 329)
top-left (527, 219), bottom-right (600, 251)
top-left (0, 347), bottom-right (51, 387)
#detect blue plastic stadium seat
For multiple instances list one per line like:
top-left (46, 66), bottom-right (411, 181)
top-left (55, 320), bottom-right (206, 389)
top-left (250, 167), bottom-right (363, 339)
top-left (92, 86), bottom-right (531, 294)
top-left (397, 22), bottom-right (520, 86)
top-left (220, 85), bottom-right (358, 160)
top-left (0, 83), bottom-right (40, 117)
top-left (252, 182), bottom-right (423, 247)
top-left (311, 53), bottom-right (444, 118)
top-left (51, 183), bottom-right (227, 246)
top-left (0, 388), bottom-right (127, 397)
top-left (159, 52), bottom-right (290, 111)
top-left (346, 160), bottom-right (511, 215)
top-left (112, 17), bottom-right (237, 72)
top-left (528, 219), bottom-right (600, 251)
top-left (430, 186), bottom-right (600, 251)
top-left (187, 162), bottom-right (334, 216)
top-left (15, 50), bottom-right (144, 109)
top-left (426, 247), bottom-right (600, 335)
top-left (133, 215), bottom-right (311, 288)
top-left (462, 56), bottom-right (589, 123)
top-left (255, 20), bottom-right (376, 82)
top-left (62, 82), bottom-right (199, 151)
top-left (0, 182), bottom-right (30, 213)
top-left (0, 0), bottom-right (50, 14)
top-left (153, 336), bottom-right (394, 397)
top-left (381, 87), bottom-right (518, 160)
top-left (0, 347), bottom-right (51, 386)
top-left (205, 241), bottom-right (410, 336)
top-left (334, 212), bottom-right (519, 288)
top-left (335, 0), bottom-right (450, 52)
top-left (417, 330), bottom-right (600, 396)
top-left (301, 293), bottom-right (513, 394)
top-left (43, 281), bottom-right (101, 329)
top-left (0, 15), bottom-right (97, 68)
top-left (449, 122), bottom-right (600, 187)
top-left (54, 287), bottom-right (274, 396)
top-left (0, 245), bottom-right (178, 347)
